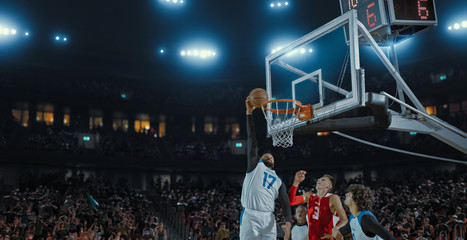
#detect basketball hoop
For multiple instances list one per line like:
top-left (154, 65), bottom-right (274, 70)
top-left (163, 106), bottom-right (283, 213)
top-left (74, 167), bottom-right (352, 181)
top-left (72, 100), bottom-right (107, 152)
top-left (261, 99), bottom-right (312, 148)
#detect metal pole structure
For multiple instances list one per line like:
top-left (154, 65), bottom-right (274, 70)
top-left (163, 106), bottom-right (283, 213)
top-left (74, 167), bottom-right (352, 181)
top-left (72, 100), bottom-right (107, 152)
top-left (389, 36), bottom-right (407, 114)
top-left (357, 21), bottom-right (428, 114)
top-left (382, 91), bottom-right (467, 138)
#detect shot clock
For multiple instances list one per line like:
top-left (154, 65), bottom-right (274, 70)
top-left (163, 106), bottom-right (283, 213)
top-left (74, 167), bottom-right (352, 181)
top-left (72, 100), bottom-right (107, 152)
top-left (388, 0), bottom-right (437, 24)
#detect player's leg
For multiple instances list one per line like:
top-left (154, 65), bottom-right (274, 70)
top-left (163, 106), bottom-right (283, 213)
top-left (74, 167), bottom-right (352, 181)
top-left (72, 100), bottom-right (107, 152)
top-left (259, 212), bottom-right (277, 240)
top-left (240, 209), bottom-right (261, 240)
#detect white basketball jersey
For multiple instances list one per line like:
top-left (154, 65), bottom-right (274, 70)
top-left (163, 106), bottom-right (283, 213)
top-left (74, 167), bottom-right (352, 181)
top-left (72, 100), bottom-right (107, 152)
top-left (291, 224), bottom-right (308, 240)
top-left (350, 211), bottom-right (380, 240)
top-left (241, 160), bottom-right (282, 213)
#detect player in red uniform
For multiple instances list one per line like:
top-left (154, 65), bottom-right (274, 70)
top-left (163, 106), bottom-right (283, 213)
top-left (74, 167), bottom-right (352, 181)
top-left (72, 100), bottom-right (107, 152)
top-left (288, 170), bottom-right (348, 240)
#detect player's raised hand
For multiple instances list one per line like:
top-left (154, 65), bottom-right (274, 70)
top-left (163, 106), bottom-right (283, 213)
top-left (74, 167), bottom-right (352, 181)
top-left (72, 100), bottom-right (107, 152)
top-left (293, 170), bottom-right (307, 186)
top-left (245, 97), bottom-right (256, 115)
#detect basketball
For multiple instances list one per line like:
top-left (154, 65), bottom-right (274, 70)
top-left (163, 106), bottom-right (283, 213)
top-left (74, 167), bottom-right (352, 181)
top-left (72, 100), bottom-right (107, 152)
top-left (248, 88), bottom-right (268, 108)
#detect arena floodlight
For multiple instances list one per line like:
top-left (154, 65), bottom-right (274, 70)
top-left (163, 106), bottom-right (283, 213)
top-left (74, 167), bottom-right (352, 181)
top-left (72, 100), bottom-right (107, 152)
top-left (271, 45), bottom-right (313, 57)
top-left (25, 32), bottom-right (29, 36)
top-left (180, 48), bottom-right (217, 59)
top-left (462, 21), bottom-right (467, 28)
top-left (160, 49), bottom-right (164, 53)
top-left (55, 36), bottom-right (60, 40)
top-left (270, 3), bottom-right (275, 7)
top-left (63, 37), bottom-right (67, 41)
top-left (11, 29), bottom-right (16, 35)
top-left (278, 3), bottom-right (281, 7)
top-left (3, 28), bottom-right (9, 35)
top-left (448, 26), bottom-right (452, 30)
top-left (285, 2), bottom-right (288, 5)
top-left (453, 23), bottom-right (460, 30)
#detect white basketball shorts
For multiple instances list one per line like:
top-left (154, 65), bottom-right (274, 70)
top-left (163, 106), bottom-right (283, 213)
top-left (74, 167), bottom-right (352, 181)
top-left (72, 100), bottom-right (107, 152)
top-left (240, 208), bottom-right (276, 240)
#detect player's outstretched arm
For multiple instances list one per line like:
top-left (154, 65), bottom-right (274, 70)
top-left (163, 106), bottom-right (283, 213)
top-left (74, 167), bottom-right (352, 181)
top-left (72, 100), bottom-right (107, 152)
top-left (330, 194), bottom-right (349, 229)
top-left (288, 170), bottom-right (307, 205)
top-left (246, 98), bottom-right (259, 173)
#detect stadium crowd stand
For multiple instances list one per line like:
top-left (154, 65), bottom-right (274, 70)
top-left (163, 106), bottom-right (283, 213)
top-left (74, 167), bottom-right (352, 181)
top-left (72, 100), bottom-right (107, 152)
top-left (0, 173), bottom-right (167, 240)
top-left (158, 170), bottom-right (466, 240)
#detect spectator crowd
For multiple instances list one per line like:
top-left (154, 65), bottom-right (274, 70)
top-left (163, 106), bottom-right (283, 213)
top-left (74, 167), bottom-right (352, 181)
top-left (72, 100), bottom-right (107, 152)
top-left (0, 173), bottom-right (167, 240)
top-left (158, 170), bottom-right (466, 240)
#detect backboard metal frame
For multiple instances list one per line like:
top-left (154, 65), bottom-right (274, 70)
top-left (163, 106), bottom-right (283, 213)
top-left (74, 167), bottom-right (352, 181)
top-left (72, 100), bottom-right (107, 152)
top-left (265, 10), bottom-right (364, 136)
top-left (264, 9), bottom-right (467, 155)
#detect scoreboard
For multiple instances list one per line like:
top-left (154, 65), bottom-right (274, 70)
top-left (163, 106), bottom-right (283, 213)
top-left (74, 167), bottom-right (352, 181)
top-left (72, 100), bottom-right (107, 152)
top-left (340, 0), bottom-right (388, 32)
top-left (339, 0), bottom-right (437, 43)
top-left (387, 0), bottom-right (437, 24)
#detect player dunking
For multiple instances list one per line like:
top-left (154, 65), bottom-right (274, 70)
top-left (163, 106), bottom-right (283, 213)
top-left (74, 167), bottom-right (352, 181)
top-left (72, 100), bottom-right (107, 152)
top-left (289, 170), bottom-right (348, 240)
top-left (322, 184), bottom-right (396, 240)
top-left (240, 98), bottom-right (293, 240)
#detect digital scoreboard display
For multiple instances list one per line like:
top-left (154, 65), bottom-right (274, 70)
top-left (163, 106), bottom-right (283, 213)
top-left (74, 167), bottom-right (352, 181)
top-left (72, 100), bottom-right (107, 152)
top-left (339, 0), bottom-right (437, 43)
top-left (388, 0), bottom-right (437, 24)
top-left (340, 0), bottom-right (387, 32)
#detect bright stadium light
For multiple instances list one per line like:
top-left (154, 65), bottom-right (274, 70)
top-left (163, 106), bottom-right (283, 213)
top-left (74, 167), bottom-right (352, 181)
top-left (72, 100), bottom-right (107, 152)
top-left (11, 29), bottom-right (16, 35)
top-left (271, 46), bottom-right (313, 57)
top-left (160, 0), bottom-right (183, 6)
top-left (448, 26), bottom-right (453, 30)
top-left (180, 48), bottom-right (217, 59)
top-left (55, 36), bottom-right (60, 40)
top-left (3, 28), bottom-right (9, 35)
top-left (453, 23), bottom-right (460, 30)
top-left (25, 32), bottom-right (29, 36)
top-left (63, 37), bottom-right (67, 41)
top-left (462, 21), bottom-right (467, 28)
top-left (269, 1), bottom-right (289, 9)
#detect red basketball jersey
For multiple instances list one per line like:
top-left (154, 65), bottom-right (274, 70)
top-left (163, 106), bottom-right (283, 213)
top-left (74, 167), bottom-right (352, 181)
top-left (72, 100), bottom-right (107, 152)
top-left (306, 193), bottom-right (335, 240)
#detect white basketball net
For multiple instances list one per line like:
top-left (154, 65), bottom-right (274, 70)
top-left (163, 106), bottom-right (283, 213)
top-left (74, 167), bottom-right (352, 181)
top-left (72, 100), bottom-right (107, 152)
top-left (261, 101), bottom-right (301, 148)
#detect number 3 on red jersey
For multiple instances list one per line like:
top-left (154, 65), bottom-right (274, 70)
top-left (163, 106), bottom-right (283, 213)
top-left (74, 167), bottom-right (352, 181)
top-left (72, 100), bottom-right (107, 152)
top-left (312, 206), bottom-right (319, 220)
